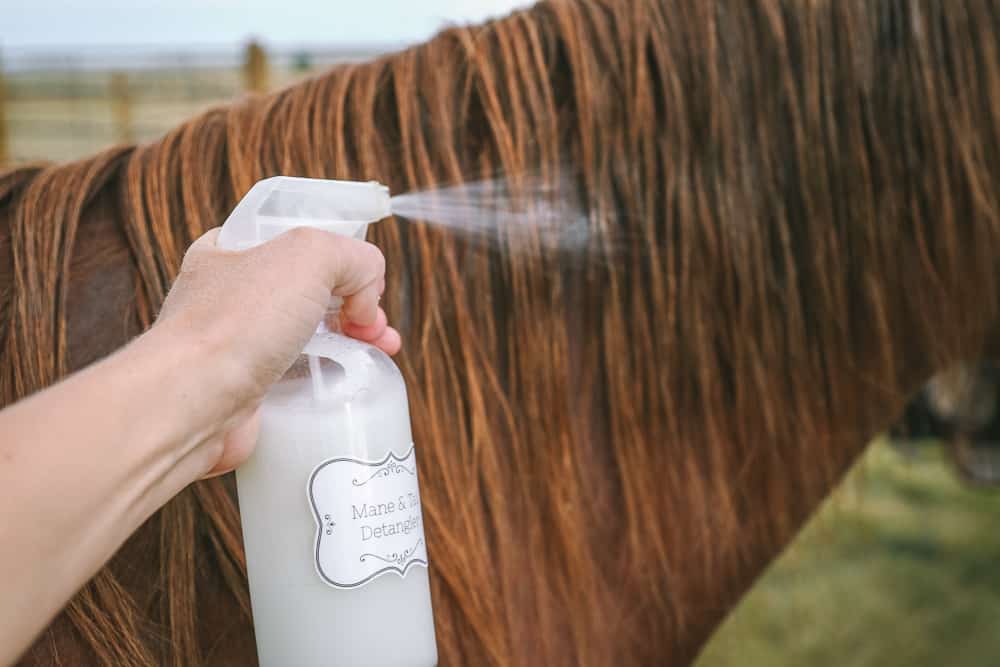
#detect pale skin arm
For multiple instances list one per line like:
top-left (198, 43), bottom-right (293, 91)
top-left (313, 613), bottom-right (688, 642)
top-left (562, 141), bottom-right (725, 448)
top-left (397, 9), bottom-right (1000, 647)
top-left (0, 227), bottom-right (400, 665)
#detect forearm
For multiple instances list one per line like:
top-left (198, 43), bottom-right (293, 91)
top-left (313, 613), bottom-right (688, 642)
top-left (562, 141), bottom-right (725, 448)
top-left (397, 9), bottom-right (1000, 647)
top-left (0, 221), bottom-right (391, 663)
top-left (0, 324), bottom-right (233, 664)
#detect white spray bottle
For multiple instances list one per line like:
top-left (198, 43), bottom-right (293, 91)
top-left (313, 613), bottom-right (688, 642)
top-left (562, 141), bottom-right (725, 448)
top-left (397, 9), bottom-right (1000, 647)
top-left (217, 176), bottom-right (438, 667)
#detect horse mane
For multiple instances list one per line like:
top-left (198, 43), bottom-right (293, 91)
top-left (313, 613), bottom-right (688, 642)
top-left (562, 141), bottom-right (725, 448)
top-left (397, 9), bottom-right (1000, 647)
top-left (3, 0), bottom-right (1000, 664)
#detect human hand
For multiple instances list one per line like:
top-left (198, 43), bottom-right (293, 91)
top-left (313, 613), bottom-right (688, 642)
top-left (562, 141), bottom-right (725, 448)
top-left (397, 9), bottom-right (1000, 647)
top-left (153, 226), bottom-right (401, 477)
top-left (0, 225), bottom-right (402, 658)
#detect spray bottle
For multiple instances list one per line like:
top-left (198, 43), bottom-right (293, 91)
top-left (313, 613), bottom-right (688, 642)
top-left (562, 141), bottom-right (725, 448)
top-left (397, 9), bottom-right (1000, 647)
top-left (217, 176), bottom-right (438, 667)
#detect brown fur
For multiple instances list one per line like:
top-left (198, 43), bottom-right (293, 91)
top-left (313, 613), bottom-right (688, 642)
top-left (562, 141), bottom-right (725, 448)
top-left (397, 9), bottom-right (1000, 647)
top-left (4, 0), bottom-right (1000, 664)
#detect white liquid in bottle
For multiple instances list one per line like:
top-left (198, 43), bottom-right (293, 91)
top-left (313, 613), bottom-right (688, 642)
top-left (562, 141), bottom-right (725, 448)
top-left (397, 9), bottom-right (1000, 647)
top-left (219, 177), bottom-right (438, 667)
top-left (238, 336), bottom-right (437, 666)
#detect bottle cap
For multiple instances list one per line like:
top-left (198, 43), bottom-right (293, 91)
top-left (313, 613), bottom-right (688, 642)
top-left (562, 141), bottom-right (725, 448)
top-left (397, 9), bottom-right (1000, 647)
top-left (217, 176), bottom-right (392, 336)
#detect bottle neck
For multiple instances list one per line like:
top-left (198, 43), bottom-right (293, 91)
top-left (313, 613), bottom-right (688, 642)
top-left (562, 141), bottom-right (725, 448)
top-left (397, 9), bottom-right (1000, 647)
top-left (317, 296), bottom-right (345, 336)
top-left (307, 296), bottom-right (344, 402)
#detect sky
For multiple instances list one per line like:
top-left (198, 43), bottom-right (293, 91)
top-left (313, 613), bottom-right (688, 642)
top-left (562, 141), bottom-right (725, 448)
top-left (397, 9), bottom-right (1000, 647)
top-left (0, 0), bottom-right (531, 51)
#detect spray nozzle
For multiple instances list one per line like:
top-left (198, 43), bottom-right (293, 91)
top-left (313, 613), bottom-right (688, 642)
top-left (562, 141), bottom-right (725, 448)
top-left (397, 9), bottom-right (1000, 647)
top-left (217, 177), bottom-right (392, 403)
top-left (217, 176), bottom-right (391, 251)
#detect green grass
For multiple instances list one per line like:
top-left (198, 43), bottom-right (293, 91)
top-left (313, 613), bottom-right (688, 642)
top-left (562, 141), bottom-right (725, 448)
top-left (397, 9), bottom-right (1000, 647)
top-left (697, 440), bottom-right (1000, 667)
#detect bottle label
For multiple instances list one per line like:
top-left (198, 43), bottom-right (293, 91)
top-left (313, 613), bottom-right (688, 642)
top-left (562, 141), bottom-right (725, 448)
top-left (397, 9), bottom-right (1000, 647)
top-left (307, 444), bottom-right (428, 589)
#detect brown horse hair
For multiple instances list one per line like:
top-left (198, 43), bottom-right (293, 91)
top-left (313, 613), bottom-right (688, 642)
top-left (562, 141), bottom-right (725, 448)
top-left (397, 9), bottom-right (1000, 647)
top-left (4, 0), bottom-right (1000, 664)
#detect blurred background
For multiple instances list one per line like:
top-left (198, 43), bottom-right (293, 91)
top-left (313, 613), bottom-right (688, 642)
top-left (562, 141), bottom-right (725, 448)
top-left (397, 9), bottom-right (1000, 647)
top-left (0, 0), bottom-right (532, 163)
top-left (2, 1), bottom-right (998, 665)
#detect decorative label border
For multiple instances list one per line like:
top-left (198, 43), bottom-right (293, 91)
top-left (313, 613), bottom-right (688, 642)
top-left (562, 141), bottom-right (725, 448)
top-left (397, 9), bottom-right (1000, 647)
top-left (307, 444), bottom-right (428, 589)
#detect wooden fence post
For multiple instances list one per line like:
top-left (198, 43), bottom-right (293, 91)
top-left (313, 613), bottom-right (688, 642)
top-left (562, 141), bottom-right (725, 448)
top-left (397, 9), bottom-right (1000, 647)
top-left (109, 71), bottom-right (134, 144)
top-left (243, 40), bottom-right (270, 93)
top-left (0, 56), bottom-right (9, 165)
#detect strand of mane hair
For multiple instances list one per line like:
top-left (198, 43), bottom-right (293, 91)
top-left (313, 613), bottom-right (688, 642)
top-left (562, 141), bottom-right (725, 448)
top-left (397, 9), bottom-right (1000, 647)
top-left (4, 1), bottom-right (1000, 665)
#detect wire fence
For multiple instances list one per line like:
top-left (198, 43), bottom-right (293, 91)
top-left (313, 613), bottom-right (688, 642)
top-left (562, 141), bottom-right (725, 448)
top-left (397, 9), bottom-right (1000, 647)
top-left (0, 43), bottom-right (392, 164)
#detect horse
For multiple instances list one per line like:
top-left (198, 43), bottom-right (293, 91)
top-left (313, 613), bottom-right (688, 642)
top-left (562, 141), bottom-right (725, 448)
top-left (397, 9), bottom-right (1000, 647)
top-left (3, 0), bottom-right (1000, 664)
top-left (891, 361), bottom-right (1000, 485)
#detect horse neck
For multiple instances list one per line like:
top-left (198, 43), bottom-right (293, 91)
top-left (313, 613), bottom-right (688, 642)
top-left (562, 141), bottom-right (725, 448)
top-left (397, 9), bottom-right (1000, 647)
top-left (6, 0), bottom-right (1000, 665)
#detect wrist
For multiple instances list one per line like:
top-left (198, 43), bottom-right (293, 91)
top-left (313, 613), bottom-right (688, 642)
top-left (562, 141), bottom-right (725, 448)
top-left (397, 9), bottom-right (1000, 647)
top-left (0, 321), bottom-right (239, 635)
top-left (111, 323), bottom-right (242, 488)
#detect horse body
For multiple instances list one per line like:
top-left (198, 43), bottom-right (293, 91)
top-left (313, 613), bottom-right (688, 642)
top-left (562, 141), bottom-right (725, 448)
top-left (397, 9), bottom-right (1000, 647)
top-left (3, 1), bottom-right (1000, 664)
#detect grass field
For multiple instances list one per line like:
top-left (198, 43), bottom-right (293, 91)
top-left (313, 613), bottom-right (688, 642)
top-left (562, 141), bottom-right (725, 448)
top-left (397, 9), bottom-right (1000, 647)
top-left (697, 440), bottom-right (1000, 666)
top-left (5, 96), bottom-right (222, 163)
top-left (1, 62), bottom-right (350, 164)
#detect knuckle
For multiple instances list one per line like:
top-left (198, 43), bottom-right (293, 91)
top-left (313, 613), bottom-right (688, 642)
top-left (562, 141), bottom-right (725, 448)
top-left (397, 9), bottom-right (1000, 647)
top-left (366, 243), bottom-right (386, 274)
top-left (268, 228), bottom-right (329, 271)
top-left (283, 225), bottom-right (326, 246)
top-left (180, 246), bottom-right (207, 273)
top-left (271, 229), bottom-right (384, 286)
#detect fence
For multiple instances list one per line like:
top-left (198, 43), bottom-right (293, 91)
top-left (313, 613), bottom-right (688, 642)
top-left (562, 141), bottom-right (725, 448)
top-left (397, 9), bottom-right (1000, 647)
top-left (0, 42), bottom-right (391, 165)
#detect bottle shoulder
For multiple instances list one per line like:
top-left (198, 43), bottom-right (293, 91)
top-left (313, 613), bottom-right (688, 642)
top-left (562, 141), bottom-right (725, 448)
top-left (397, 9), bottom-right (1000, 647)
top-left (266, 332), bottom-right (406, 410)
top-left (304, 331), bottom-right (402, 377)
